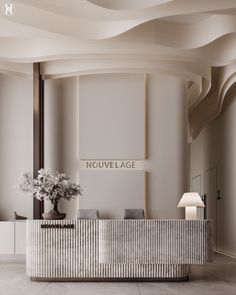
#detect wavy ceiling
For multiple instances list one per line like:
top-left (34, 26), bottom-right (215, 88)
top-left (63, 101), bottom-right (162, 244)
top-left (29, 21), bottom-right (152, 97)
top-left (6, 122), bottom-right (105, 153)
top-left (1, 0), bottom-right (236, 137)
top-left (87, 0), bottom-right (174, 10)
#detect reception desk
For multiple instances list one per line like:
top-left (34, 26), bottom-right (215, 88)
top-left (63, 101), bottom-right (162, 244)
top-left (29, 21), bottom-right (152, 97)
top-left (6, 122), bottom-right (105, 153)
top-left (26, 219), bottom-right (213, 281)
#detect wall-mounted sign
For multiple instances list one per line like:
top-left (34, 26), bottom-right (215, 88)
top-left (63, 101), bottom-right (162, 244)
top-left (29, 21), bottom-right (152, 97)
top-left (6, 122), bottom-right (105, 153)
top-left (80, 160), bottom-right (144, 170)
top-left (41, 224), bottom-right (75, 229)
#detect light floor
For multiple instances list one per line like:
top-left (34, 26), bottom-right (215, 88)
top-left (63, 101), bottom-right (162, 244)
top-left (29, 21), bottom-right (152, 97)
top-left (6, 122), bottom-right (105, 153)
top-left (0, 253), bottom-right (235, 295)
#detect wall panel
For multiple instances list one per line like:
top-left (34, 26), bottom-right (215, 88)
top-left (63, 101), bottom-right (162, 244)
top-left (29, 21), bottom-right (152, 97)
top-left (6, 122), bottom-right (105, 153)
top-left (79, 171), bottom-right (145, 219)
top-left (79, 73), bottom-right (145, 160)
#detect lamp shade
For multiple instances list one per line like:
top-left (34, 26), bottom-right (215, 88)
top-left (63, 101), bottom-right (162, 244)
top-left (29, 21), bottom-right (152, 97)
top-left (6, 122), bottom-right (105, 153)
top-left (177, 192), bottom-right (205, 208)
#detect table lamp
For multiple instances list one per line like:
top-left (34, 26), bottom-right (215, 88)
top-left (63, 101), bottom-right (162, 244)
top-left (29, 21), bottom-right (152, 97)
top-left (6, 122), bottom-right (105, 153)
top-left (177, 192), bottom-right (205, 220)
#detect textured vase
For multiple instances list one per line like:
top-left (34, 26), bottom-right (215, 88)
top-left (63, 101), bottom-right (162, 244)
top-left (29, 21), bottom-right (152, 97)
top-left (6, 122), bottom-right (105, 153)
top-left (42, 199), bottom-right (66, 220)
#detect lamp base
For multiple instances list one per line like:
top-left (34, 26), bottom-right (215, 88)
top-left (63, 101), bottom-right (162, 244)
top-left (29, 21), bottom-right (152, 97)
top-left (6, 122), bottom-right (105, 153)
top-left (185, 207), bottom-right (197, 220)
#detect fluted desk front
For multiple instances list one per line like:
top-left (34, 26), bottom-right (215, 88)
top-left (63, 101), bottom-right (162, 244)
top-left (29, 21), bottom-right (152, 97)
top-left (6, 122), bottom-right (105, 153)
top-left (26, 219), bottom-right (213, 281)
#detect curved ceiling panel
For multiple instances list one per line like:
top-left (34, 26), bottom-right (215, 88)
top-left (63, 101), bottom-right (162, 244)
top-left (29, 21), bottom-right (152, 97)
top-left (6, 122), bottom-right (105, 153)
top-left (189, 63), bottom-right (236, 138)
top-left (7, 0), bottom-right (236, 40)
top-left (0, 61), bottom-right (32, 79)
top-left (111, 15), bottom-right (236, 49)
top-left (1, 0), bottom-right (236, 137)
top-left (87, 0), bottom-right (173, 10)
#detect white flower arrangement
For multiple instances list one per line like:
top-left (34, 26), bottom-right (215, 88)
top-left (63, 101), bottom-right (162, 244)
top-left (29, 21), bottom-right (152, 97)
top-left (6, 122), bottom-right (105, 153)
top-left (20, 169), bottom-right (82, 203)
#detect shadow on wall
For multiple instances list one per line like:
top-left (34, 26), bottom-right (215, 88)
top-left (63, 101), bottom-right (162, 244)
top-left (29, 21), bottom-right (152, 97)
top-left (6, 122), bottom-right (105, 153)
top-left (196, 82), bottom-right (236, 256)
top-left (0, 74), bottom-right (33, 221)
top-left (44, 77), bottom-right (80, 219)
top-left (216, 83), bottom-right (236, 256)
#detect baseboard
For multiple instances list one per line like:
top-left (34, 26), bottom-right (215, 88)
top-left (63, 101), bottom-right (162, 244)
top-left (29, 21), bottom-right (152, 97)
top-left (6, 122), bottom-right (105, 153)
top-left (215, 250), bottom-right (236, 259)
top-left (0, 254), bottom-right (26, 262)
top-left (30, 276), bottom-right (189, 282)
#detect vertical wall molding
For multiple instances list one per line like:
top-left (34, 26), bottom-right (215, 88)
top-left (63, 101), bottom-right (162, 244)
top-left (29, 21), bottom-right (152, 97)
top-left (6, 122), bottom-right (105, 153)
top-left (33, 63), bottom-right (44, 219)
top-left (144, 74), bottom-right (148, 218)
top-left (144, 73), bottom-right (148, 160)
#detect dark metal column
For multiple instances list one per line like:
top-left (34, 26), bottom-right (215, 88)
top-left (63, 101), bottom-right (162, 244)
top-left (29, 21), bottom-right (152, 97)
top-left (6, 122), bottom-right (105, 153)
top-left (33, 63), bottom-right (44, 219)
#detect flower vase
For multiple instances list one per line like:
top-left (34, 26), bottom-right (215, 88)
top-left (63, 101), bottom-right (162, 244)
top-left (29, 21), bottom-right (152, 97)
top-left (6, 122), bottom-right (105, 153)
top-left (42, 199), bottom-right (66, 220)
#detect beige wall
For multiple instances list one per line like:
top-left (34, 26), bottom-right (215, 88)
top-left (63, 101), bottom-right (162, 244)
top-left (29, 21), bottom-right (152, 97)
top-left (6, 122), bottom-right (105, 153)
top-left (190, 84), bottom-right (236, 257)
top-left (79, 73), bottom-right (146, 219)
top-left (79, 74), bottom-right (145, 160)
top-left (146, 74), bottom-right (187, 219)
top-left (0, 72), bottom-right (188, 221)
top-left (78, 73), bottom-right (187, 219)
top-left (44, 77), bottom-right (79, 218)
top-left (0, 74), bottom-right (33, 221)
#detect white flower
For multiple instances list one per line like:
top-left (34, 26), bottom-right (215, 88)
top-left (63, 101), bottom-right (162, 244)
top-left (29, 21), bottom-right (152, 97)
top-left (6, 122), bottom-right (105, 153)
top-left (20, 169), bottom-right (82, 203)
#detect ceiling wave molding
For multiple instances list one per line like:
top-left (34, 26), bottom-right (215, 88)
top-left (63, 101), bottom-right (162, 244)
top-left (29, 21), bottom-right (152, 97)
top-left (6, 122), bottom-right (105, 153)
top-left (87, 0), bottom-right (173, 10)
top-left (1, 33), bottom-right (236, 67)
top-left (10, 0), bottom-right (236, 21)
top-left (1, 1), bottom-right (236, 137)
top-left (41, 58), bottom-right (211, 111)
top-left (189, 63), bottom-right (236, 139)
top-left (0, 61), bottom-right (32, 78)
top-left (112, 15), bottom-right (236, 50)
top-left (1, 0), bottom-right (236, 40)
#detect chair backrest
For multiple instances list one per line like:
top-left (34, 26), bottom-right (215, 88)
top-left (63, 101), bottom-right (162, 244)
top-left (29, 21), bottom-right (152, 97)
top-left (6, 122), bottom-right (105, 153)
top-left (124, 209), bottom-right (145, 219)
top-left (78, 209), bottom-right (99, 220)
